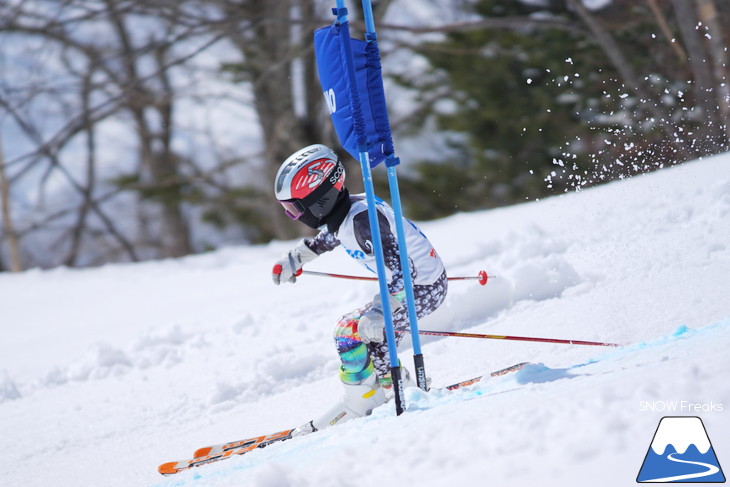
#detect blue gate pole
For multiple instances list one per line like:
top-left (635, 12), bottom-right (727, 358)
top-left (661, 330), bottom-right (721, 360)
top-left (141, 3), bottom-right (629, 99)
top-left (334, 0), bottom-right (406, 414)
top-left (360, 0), bottom-right (428, 391)
top-left (385, 158), bottom-right (428, 390)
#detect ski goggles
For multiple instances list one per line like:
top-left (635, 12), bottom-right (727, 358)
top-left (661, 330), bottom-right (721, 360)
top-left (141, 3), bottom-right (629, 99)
top-left (278, 183), bottom-right (342, 220)
top-left (278, 199), bottom-right (306, 220)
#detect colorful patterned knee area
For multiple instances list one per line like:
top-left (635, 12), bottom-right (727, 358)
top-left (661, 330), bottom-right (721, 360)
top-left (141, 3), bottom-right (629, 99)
top-left (334, 316), bottom-right (374, 385)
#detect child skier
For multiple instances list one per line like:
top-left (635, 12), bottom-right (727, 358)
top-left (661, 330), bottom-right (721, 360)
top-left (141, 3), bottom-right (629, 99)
top-left (272, 144), bottom-right (447, 432)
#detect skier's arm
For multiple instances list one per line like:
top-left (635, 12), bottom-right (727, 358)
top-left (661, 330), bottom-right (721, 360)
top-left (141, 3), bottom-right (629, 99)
top-left (271, 230), bottom-right (340, 285)
top-left (271, 240), bottom-right (317, 285)
top-left (305, 229), bottom-right (341, 255)
top-left (352, 210), bottom-right (406, 294)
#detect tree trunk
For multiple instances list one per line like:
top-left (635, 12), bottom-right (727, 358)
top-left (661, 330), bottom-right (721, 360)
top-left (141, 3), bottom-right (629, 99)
top-left (258, 1), bottom-right (309, 240)
top-left (646, 0), bottom-right (686, 62)
top-left (0, 135), bottom-right (23, 272)
top-left (670, 0), bottom-right (725, 152)
top-left (229, 0), bottom-right (335, 240)
top-left (695, 0), bottom-right (730, 143)
top-left (105, 0), bottom-right (191, 257)
top-left (154, 42), bottom-right (192, 258)
top-left (66, 73), bottom-right (96, 267)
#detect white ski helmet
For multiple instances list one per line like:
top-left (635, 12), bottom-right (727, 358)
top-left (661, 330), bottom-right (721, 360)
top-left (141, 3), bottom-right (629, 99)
top-left (274, 144), bottom-right (346, 222)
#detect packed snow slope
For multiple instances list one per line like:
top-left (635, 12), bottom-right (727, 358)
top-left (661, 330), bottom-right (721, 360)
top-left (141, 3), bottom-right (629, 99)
top-left (1, 153), bottom-right (729, 487)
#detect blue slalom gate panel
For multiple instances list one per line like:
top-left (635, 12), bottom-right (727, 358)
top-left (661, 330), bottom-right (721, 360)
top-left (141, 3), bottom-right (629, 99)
top-left (314, 23), bottom-right (394, 168)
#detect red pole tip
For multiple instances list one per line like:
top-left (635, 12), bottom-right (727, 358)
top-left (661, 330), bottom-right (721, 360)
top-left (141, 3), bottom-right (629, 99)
top-left (478, 270), bottom-right (488, 286)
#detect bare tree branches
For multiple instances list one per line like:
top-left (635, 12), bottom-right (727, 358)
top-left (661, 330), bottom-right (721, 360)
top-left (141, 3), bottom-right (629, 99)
top-left (0, 0), bottom-right (231, 266)
top-left (377, 16), bottom-right (586, 36)
top-left (1, 0), bottom-right (728, 270)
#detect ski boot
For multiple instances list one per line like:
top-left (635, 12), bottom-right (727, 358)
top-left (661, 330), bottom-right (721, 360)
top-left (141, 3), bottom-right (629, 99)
top-left (293, 372), bottom-right (385, 435)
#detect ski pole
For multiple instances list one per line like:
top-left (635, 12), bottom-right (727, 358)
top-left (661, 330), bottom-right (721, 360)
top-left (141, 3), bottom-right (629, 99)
top-left (300, 269), bottom-right (491, 286)
top-left (399, 329), bottom-right (620, 347)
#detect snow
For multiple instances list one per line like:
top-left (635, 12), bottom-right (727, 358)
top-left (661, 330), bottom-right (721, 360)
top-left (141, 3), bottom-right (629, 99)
top-left (1, 153), bottom-right (729, 486)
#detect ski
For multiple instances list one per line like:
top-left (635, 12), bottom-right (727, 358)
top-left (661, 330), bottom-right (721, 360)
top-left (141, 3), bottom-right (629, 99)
top-left (442, 362), bottom-right (529, 391)
top-left (157, 362), bottom-right (529, 475)
top-left (158, 428), bottom-right (297, 475)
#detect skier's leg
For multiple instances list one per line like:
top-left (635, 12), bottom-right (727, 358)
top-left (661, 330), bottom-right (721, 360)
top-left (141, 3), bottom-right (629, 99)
top-left (334, 309), bottom-right (377, 385)
top-left (303, 273), bottom-right (448, 432)
top-left (367, 306), bottom-right (410, 389)
top-left (305, 308), bottom-right (386, 431)
top-left (369, 272), bottom-right (449, 387)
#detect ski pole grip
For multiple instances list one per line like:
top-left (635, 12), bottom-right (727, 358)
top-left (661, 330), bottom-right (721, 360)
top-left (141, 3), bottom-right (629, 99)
top-left (273, 264), bottom-right (283, 275)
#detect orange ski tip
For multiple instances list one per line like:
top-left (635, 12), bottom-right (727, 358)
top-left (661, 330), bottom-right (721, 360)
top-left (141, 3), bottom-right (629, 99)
top-left (158, 462), bottom-right (179, 475)
top-left (194, 447), bottom-right (212, 458)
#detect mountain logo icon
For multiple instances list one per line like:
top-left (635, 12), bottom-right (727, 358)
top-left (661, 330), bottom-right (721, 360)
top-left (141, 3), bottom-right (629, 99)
top-left (637, 416), bottom-right (725, 483)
